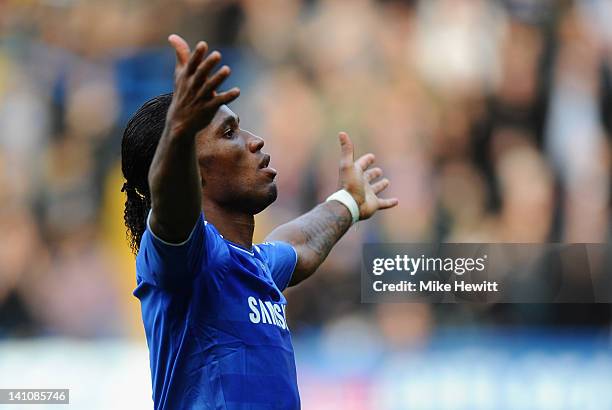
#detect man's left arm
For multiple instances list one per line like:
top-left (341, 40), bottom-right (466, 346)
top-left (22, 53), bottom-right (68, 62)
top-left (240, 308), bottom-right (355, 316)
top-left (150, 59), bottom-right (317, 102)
top-left (265, 132), bottom-right (398, 286)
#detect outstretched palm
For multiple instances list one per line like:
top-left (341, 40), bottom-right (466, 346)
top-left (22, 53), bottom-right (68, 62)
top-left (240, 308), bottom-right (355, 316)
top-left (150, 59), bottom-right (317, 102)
top-left (166, 34), bottom-right (240, 138)
top-left (337, 132), bottom-right (399, 220)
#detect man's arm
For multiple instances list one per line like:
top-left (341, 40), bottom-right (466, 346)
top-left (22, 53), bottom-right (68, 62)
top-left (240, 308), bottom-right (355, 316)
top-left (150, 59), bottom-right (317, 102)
top-left (148, 34), bottom-right (239, 243)
top-left (266, 132), bottom-right (398, 286)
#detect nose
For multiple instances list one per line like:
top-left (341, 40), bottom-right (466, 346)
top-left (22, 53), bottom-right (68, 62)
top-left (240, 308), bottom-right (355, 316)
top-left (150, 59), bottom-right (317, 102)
top-left (246, 131), bottom-right (264, 153)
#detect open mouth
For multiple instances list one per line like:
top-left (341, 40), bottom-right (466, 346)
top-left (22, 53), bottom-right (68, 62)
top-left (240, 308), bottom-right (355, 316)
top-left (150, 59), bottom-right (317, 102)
top-left (259, 154), bottom-right (271, 169)
top-left (258, 154), bottom-right (277, 179)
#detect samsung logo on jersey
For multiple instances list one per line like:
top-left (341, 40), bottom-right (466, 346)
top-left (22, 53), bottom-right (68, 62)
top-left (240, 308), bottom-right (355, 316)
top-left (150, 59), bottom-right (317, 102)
top-left (247, 296), bottom-right (288, 330)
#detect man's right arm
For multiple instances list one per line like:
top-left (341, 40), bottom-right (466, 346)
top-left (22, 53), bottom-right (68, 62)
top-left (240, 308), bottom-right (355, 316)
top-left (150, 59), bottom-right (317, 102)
top-left (148, 34), bottom-right (239, 243)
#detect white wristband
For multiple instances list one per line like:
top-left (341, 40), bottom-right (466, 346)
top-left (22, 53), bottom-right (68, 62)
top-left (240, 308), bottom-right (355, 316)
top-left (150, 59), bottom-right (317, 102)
top-left (326, 189), bottom-right (360, 225)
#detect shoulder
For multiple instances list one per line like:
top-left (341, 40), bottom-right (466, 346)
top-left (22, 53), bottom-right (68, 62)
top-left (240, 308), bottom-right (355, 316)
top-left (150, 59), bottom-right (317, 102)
top-left (254, 241), bottom-right (298, 291)
top-left (134, 213), bottom-right (229, 287)
top-left (256, 240), bottom-right (297, 254)
top-left (255, 241), bottom-right (298, 268)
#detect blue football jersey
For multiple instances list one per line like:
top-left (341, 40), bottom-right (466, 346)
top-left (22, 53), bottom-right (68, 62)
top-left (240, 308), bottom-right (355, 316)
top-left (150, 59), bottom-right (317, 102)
top-left (134, 211), bottom-right (300, 409)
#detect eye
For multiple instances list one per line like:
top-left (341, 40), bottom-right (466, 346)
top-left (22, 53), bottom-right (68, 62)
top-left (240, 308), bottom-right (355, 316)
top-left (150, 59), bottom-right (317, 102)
top-left (223, 128), bottom-right (235, 138)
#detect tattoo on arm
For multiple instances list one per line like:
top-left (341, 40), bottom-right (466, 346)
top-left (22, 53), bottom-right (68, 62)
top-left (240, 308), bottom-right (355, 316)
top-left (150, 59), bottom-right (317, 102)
top-left (299, 201), bottom-right (352, 262)
top-left (266, 201), bottom-right (353, 285)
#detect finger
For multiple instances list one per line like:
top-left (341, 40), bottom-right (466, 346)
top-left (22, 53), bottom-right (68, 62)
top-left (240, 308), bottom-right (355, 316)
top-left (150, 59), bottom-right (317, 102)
top-left (378, 197), bottom-right (399, 210)
top-left (371, 178), bottom-right (390, 194)
top-left (186, 41), bottom-right (208, 75)
top-left (365, 167), bottom-right (383, 182)
top-left (356, 153), bottom-right (375, 171)
top-left (191, 51), bottom-right (222, 90)
top-left (212, 87), bottom-right (241, 106)
top-left (198, 65), bottom-right (231, 100)
top-left (168, 34), bottom-right (190, 67)
top-left (338, 132), bottom-right (354, 169)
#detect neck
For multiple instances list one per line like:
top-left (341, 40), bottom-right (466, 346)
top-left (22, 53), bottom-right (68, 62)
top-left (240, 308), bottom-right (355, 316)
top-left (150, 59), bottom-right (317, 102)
top-left (202, 199), bottom-right (254, 249)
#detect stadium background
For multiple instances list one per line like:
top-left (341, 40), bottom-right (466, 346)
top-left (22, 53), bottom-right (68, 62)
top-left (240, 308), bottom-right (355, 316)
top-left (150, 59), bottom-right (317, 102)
top-left (1, 0), bottom-right (611, 408)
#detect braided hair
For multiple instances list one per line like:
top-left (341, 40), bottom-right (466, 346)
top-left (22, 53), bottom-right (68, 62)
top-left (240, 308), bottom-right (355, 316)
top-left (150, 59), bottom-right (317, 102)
top-left (121, 93), bottom-right (173, 254)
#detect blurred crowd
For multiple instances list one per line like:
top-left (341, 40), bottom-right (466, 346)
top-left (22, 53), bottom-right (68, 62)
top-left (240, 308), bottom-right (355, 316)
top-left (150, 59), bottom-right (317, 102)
top-left (0, 0), bottom-right (611, 347)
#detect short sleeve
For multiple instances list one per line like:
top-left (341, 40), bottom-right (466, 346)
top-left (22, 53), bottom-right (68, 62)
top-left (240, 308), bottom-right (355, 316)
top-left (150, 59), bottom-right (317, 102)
top-left (255, 241), bottom-right (298, 291)
top-left (136, 211), bottom-right (208, 289)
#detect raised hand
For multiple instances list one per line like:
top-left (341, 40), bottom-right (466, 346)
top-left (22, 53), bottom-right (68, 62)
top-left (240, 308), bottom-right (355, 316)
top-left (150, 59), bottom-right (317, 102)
top-left (166, 34), bottom-right (240, 138)
top-left (337, 132), bottom-right (399, 220)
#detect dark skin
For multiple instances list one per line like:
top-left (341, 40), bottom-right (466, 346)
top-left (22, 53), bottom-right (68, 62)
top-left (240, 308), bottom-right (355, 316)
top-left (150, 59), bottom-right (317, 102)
top-left (149, 34), bottom-right (398, 286)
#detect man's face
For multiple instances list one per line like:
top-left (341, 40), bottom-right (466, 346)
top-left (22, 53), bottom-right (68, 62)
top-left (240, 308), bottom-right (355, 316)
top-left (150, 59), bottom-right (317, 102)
top-left (195, 105), bottom-right (277, 214)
